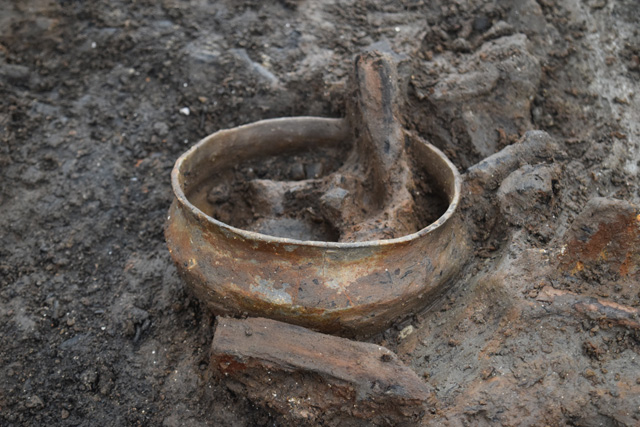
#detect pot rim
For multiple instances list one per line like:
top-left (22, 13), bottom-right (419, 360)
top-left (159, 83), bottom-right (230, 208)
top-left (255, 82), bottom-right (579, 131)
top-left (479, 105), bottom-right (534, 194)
top-left (171, 116), bottom-right (461, 249)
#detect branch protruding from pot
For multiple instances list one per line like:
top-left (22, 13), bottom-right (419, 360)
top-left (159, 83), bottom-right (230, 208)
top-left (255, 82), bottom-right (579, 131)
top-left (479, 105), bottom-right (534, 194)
top-left (334, 51), bottom-right (418, 241)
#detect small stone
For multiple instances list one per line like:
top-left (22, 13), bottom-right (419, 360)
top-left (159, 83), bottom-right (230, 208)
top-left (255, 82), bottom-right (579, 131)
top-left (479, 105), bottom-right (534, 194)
top-left (452, 38), bottom-right (471, 53)
top-left (320, 187), bottom-right (349, 211)
top-left (0, 63), bottom-right (31, 84)
top-left (399, 325), bottom-right (415, 340)
top-left (153, 121), bottom-right (169, 137)
top-left (290, 163), bottom-right (305, 180)
top-left (483, 21), bottom-right (514, 41)
top-left (80, 369), bottom-right (98, 389)
top-left (320, 187), bottom-right (349, 224)
top-left (25, 395), bottom-right (44, 409)
top-left (304, 162), bottom-right (323, 179)
top-left (22, 166), bottom-right (45, 185)
top-left (179, 107), bottom-right (190, 116)
top-left (98, 372), bottom-right (114, 396)
top-left (497, 164), bottom-right (557, 227)
top-left (472, 15), bottom-right (491, 33)
top-left (61, 409), bottom-right (70, 419)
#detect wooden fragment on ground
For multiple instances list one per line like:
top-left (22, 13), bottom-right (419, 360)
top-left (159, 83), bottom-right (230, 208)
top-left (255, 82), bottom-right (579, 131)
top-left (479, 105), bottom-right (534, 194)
top-left (210, 317), bottom-right (433, 425)
top-left (536, 286), bottom-right (640, 330)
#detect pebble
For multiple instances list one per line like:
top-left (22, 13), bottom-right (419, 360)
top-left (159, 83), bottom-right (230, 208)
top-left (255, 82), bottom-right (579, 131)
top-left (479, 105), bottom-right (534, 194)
top-left (483, 21), bottom-right (514, 41)
top-left (320, 187), bottom-right (349, 212)
top-left (473, 15), bottom-right (491, 33)
top-left (0, 63), bottom-right (30, 84)
top-left (153, 121), bottom-right (169, 137)
top-left (452, 38), bottom-right (472, 53)
top-left (290, 163), bottom-right (305, 180)
top-left (304, 162), bottom-right (323, 179)
top-left (25, 395), bottom-right (44, 409)
top-left (179, 107), bottom-right (190, 116)
top-left (61, 409), bottom-right (70, 419)
top-left (399, 325), bottom-right (415, 340)
top-left (21, 166), bottom-right (45, 185)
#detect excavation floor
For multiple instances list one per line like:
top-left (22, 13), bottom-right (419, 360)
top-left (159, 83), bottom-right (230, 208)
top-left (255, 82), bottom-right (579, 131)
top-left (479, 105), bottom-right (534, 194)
top-left (1, 0), bottom-right (639, 425)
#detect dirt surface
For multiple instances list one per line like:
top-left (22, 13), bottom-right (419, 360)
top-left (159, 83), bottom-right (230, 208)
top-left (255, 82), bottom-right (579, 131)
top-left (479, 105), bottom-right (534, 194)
top-left (1, 0), bottom-right (639, 426)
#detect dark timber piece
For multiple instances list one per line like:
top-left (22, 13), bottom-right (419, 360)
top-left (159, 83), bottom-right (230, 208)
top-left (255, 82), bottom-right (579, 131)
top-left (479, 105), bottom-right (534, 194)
top-left (210, 317), bottom-right (433, 425)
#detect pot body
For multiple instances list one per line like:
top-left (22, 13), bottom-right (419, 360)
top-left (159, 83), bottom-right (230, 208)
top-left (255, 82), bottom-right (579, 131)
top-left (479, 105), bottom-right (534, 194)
top-left (165, 117), bottom-right (469, 336)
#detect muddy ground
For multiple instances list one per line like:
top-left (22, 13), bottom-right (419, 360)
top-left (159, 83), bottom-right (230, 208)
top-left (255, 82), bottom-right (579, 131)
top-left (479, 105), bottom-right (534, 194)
top-left (1, 0), bottom-right (639, 425)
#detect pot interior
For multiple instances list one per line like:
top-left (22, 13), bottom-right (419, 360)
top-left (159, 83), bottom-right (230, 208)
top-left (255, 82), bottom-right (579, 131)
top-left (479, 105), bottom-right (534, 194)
top-left (176, 118), bottom-right (455, 243)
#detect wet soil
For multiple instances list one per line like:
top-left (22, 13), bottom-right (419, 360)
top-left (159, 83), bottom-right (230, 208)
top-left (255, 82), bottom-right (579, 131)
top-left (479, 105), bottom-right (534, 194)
top-left (1, 0), bottom-right (640, 426)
